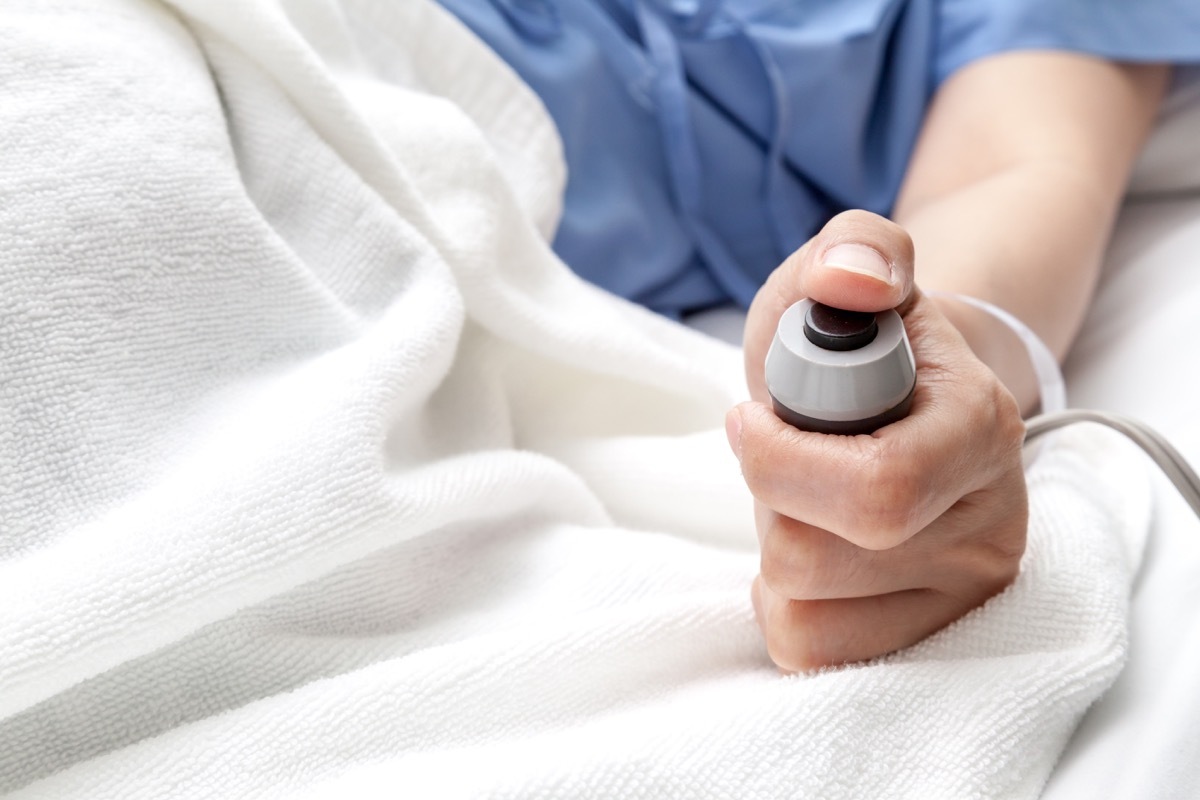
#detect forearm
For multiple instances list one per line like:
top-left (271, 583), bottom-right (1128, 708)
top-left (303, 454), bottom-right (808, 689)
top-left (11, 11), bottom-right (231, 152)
top-left (895, 160), bottom-right (1115, 410)
top-left (893, 53), bottom-right (1169, 412)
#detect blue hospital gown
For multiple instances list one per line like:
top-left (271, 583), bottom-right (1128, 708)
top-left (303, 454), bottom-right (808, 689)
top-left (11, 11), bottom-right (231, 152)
top-left (437, 0), bottom-right (1200, 316)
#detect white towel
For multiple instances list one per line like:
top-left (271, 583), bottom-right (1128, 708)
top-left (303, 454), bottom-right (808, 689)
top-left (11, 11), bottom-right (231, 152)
top-left (0, 1), bottom-right (1151, 797)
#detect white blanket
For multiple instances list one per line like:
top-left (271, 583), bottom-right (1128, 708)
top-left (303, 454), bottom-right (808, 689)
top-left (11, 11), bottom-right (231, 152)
top-left (0, 1), bottom-right (1153, 797)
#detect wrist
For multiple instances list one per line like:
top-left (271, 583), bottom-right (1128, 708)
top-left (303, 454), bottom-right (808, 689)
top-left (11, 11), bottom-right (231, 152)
top-left (929, 293), bottom-right (1056, 417)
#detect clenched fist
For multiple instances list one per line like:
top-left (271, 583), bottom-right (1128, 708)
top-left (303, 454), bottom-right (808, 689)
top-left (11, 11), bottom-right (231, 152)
top-left (730, 210), bottom-right (1028, 671)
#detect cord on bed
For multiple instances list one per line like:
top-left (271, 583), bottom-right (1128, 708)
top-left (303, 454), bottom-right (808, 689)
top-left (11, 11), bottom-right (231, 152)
top-left (1025, 410), bottom-right (1200, 518)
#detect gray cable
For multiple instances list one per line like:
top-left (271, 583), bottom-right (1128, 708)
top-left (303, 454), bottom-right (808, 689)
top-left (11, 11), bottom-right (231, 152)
top-left (1025, 409), bottom-right (1200, 519)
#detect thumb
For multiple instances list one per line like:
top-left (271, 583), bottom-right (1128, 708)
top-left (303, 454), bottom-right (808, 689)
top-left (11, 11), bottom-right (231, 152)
top-left (778, 208), bottom-right (915, 313)
top-left (744, 210), bottom-right (916, 401)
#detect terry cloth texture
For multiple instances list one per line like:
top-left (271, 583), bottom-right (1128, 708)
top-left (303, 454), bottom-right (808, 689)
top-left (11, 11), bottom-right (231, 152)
top-left (0, 1), bottom-right (1150, 797)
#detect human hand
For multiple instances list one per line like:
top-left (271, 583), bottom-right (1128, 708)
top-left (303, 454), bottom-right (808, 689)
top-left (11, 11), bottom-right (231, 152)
top-left (728, 210), bottom-right (1028, 671)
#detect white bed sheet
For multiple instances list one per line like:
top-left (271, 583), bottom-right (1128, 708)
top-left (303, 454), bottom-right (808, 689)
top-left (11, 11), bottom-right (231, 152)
top-left (1042, 150), bottom-right (1200, 799)
top-left (2, 2), bottom-right (1195, 795)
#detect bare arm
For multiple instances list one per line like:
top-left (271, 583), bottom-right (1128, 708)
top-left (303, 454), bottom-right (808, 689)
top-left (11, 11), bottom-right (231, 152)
top-left (894, 53), bottom-right (1169, 410)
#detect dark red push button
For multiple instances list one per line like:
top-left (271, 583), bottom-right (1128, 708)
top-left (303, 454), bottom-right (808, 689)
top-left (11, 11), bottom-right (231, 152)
top-left (803, 302), bottom-right (879, 351)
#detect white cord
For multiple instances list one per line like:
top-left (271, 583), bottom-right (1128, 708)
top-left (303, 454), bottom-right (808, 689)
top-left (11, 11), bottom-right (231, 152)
top-left (1025, 410), bottom-right (1200, 519)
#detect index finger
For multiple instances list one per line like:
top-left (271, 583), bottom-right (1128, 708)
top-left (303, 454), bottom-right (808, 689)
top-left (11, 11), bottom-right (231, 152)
top-left (731, 302), bottom-right (1025, 548)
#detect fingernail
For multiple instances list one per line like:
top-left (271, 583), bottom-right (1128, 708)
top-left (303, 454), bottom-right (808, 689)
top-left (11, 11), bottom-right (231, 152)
top-left (822, 243), bottom-right (893, 284)
top-left (725, 408), bottom-right (742, 460)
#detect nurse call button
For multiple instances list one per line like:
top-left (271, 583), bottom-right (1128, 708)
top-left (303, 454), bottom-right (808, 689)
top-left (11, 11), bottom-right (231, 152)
top-left (803, 302), bottom-right (879, 351)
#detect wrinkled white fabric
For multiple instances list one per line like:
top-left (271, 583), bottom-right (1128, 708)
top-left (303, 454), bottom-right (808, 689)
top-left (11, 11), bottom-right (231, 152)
top-left (0, 1), bottom-right (1152, 797)
top-left (1042, 76), bottom-right (1200, 799)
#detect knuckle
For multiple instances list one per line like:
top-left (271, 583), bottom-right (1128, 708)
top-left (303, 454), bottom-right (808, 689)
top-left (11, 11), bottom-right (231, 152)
top-left (979, 488), bottom-right (1029, 580)
top-left (967, 369), bottom-right (1026, 461)
top-left (758, 546), bottom-right (794, 597)
top-left (995, 391), bottom-right (1027, 453)
top-left (945, 482), bottom-right (1029, 602)
top-left (759, 518), bottom-right (819, 598)
top-left (764, 634), bottom-right (804, 674)
top-left (844, 450), bottom-right (924, 549)
top-left (762, 602), bottom-right (822, 673)
top-left (985, 380), bottom-right (1021, 427)
top-left (952, 537), bottom-right (1024, 606)
top-left (736, 430), bottom-right (775, 498)
top-left (736, 407), bottom-right (810, 505)
top-left (758, 556), bottom-right (790, 597)
top-left (962, 522), bottom-right (1023, 584)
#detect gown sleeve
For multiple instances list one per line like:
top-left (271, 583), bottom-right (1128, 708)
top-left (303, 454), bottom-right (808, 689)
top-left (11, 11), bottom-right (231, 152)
top-left (435, 0), bottom-right (1200, 316)
top-left (936, 0), bottom-right (1200, 84)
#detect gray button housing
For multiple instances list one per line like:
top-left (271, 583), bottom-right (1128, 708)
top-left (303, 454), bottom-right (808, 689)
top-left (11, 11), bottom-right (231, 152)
top-left (765, 299), bottom-right (916, 432)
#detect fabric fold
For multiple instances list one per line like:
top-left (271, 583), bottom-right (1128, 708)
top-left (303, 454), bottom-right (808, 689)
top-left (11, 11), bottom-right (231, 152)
top-left (0, 1), bottom-right (1151, 797)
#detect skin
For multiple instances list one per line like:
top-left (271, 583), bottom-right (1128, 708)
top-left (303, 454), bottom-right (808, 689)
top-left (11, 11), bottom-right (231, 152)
top-left (727, 52), bottom-right (1170, 672)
